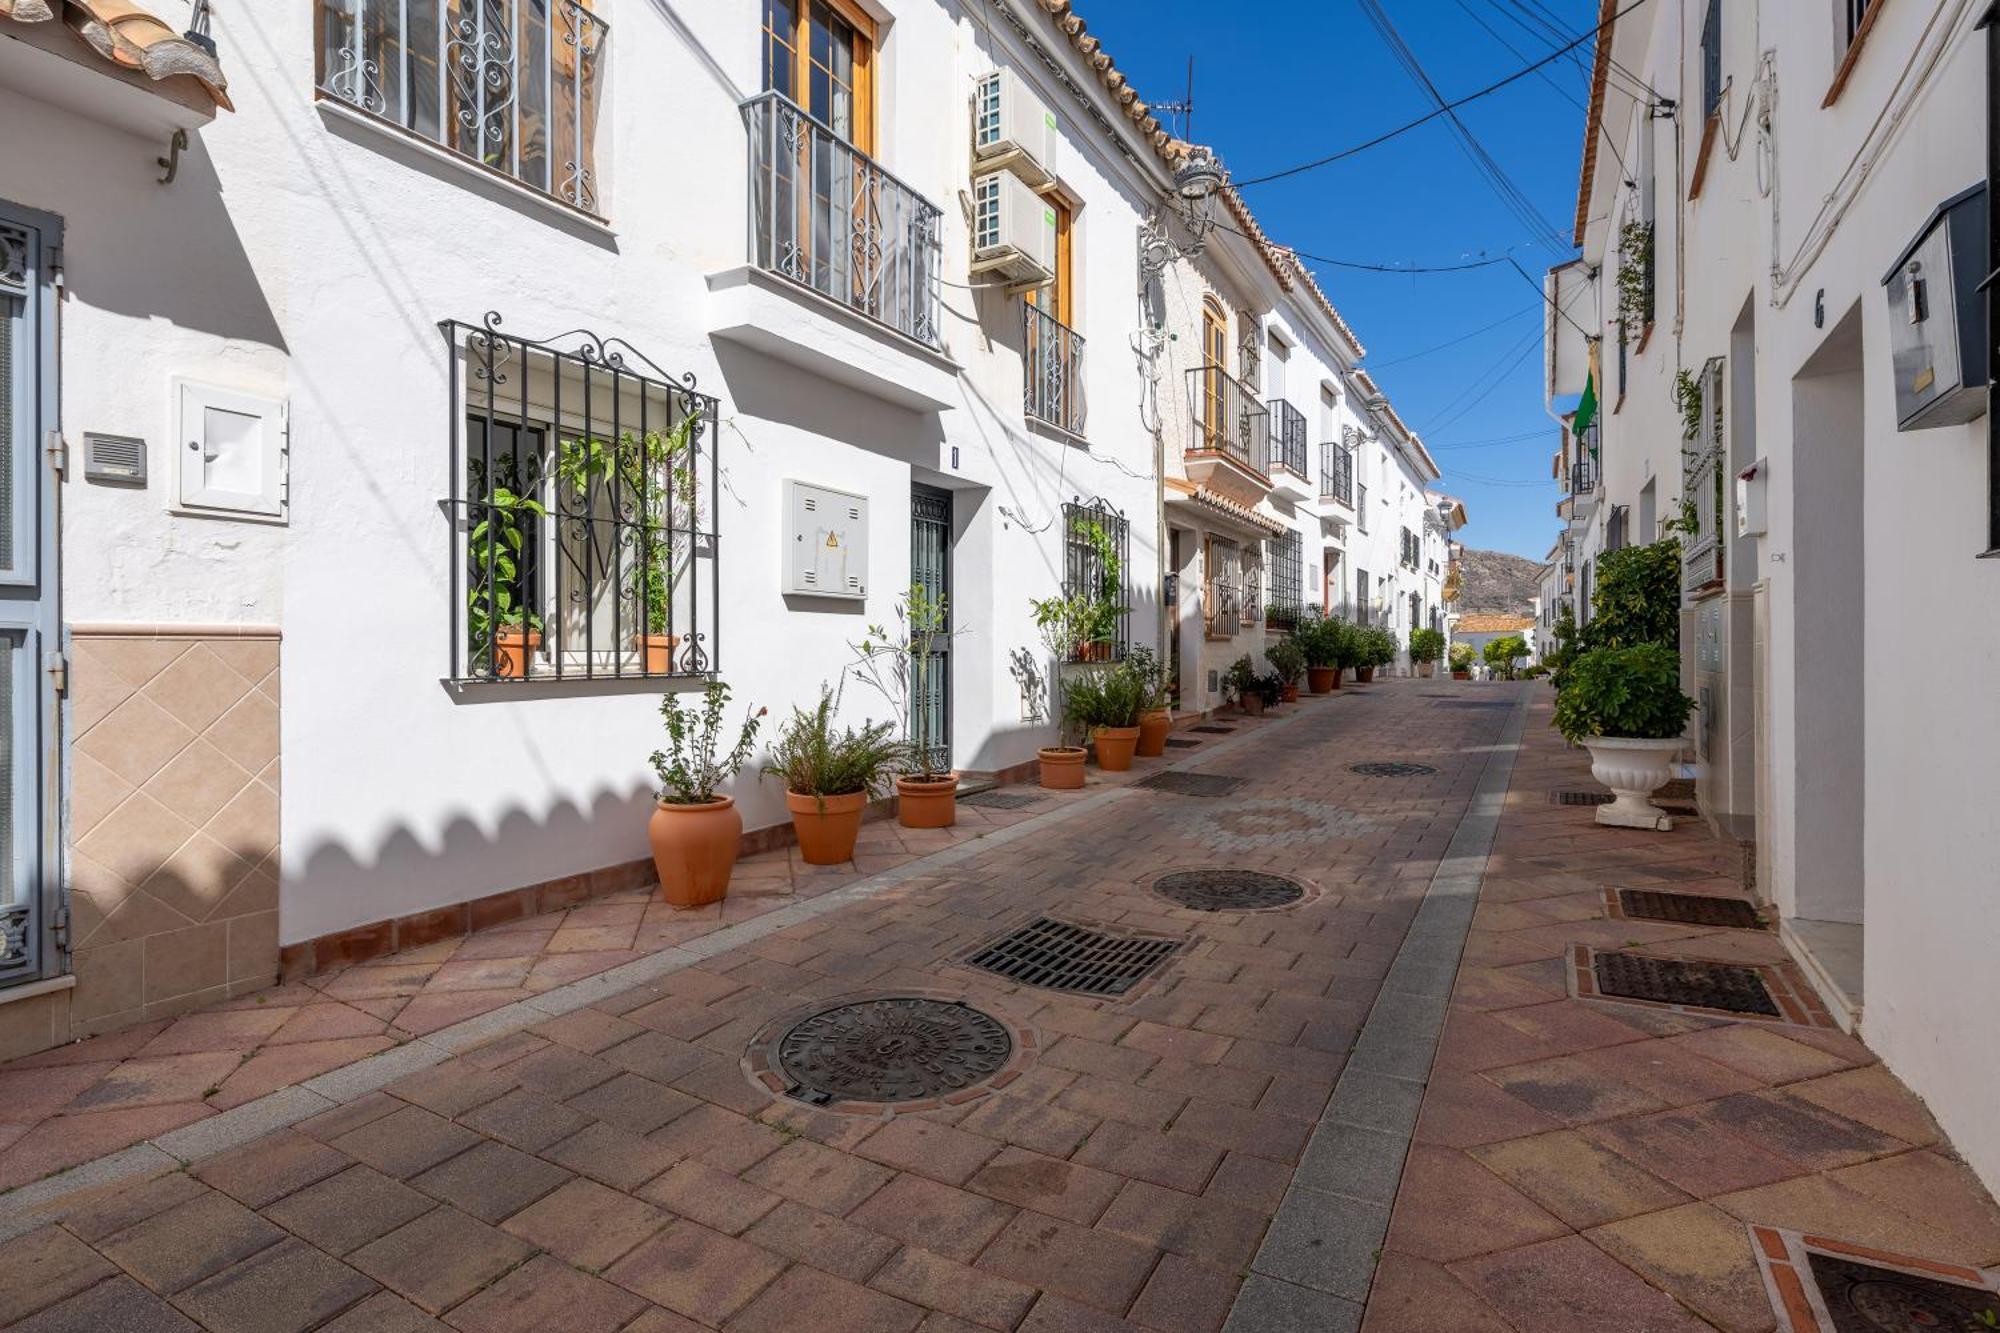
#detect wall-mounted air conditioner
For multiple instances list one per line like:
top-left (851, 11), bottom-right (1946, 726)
top-left (972, 68), bottom-right (1057, 188)
top-left (971, 171), bottom-right (1055, 286)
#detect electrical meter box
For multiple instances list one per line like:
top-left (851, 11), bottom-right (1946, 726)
top-left (1881, 183), bottom-right (1989, 431)
top-left (784, 480), bottom-right (868, 600)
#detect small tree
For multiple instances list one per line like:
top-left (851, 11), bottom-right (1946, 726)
top-left (1587, 538), bottom-right (1682, 652)
top-left (1448, 642), bottom-right (1475, 673)
top-left (1408, 627), bottom-right (1445, 666)
top-left (851, 584), bottom-right (958, 780)
top-left (1484, 634), bottom-right (1528, 680)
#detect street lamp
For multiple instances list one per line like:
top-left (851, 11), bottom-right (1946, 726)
top-left (1139, 143), bottom-right (1229, 285)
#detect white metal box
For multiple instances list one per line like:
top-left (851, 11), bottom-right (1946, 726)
top-left (972, 68), bottom-right (1058, 188)
top-left (1735, 458), bottom-right (1768, 538)
top-left (1881, 183), bottom-right (1989, 431)
top-left (971, 171), bottom-right (1056, 286)
top-left (784, 480), bottom-right (868, 600)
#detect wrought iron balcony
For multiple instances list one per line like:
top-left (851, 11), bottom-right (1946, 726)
top-left (1023, 301), bottom-right (1086, 435)
top-left (1184, 365), bottom-right (1269, 481)
top-left (1318, 442), bottom-right (1353, 506)
top-left (1268, 401), bottom-right (1309, 481)
top-left (1568, 450), bottom-right (1599, 497)
top-left (744, 91), bottom-right (943, 349)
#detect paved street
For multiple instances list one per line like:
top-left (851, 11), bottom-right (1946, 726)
top-left (0, 680), bottom-right (1993, 1332)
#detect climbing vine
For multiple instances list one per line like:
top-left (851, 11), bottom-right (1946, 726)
top-left (1616, 220), bottom-right (1655, 328)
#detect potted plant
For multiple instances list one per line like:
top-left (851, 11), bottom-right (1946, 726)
top-left (1072, 516), bottom-right (1127, 662)
top-left (764, 685), bottom-right (904, 865)
top-left (1128, 645), bottom-right (1174, 757)
top-left (1354, 626), bottom-right (1389, 684)
top-left (1222, 654), bottom-right (1261, 716)
top-left (467, 477), bottom-right (547, 679)
top-left (1298, 613), bottom-right (1345, 693)
top-left (1265, 637), bottom-right (1306, 703)
top-left (648, 682), bottom-right (764, 908)
top-left (1032, 596), bottom-right (1090, 788)
top-left (1553, 643), bottom-right (1694, 830)
top-left (1483, 634), bottom-right (1528, 681)
top-left (1449, 642), bottom-right (1475, 680)
top-left (1255, 671), bottom-right (1285, 710)
top-left (1408, 627), bottom-right (1445, 678)
top-left (1063, 661), bottom-right (1146, 770)
top-left (853, 585), bottom-right (959, 828)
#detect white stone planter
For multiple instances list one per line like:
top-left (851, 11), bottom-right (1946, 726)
top-left (1581, 736), bottom-right (1683, 830)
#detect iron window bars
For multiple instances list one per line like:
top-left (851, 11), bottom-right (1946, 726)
top-left (1400, 527), bottom-right (1420, 570)
top-left (1185, 366), bottom-right (1270, 478)
top-left (442, 312), bottom-right (721, 684)
top-left (743, 90), bottom-right (943, 350)
top-left (1699, 0), bottom-right (1723, 120)
top-left (315, 0), bottom-right (606, 213)
top-left (1267, 400), bottom-right (1308, 481)
top-left (1355, 568), bottom-right (1371, 625)
top-left (1682, 357), bottom-right (1726, 596)
top-left (1266, 530), bottom-right (1303, 633)
top-left (1356, 480), bottom-right (1369, 532)
top-left (1023, 301), bottom-right (1086, 436)
top-left (1319, 441), bottom-right (1353, 505)
top-left (1062, 497), bottom-right (1129, 662)
top-left (1204, 537), bottom-right (1240, 639)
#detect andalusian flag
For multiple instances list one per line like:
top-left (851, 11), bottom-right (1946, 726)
top-left (1572, 339), bottom-right (1601, 452)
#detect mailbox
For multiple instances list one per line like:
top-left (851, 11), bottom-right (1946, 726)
top-left (1881, 183), bottom-right (1989, 431)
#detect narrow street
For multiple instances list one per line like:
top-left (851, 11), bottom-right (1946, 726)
top-left (0, 682), bottom-right (1990, 1332)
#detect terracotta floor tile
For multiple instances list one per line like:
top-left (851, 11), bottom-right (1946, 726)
top-left (741, 1200), bottom-right (900, 1283)
top-left (975, 1210), bottom-right (1159, 1314)
top-left (1710, 1174), bottom-right (1968, 1262)
top-left (0, 1102), bottom-right (213, 1191)
top-left (602, 1220), bottom-right (788, 1326)
top-left (1585, 1109), bottom-right (1804, 1198)
top-left (1786, 1065), bottom-right (1944, 1147)
top-left (1384, 1145), bottom-right (1570, 1263)
top-left (1413, 1069), bottom-right (1565, 1148)
top-left (1359, 1252), bottom-right (1515, 1333)
top-left (1827, 1151), bottom-right (2000, 1266)
top-left (440, 1254), bottom-right (646, 1333)
top-left (731, 1263), bottom-right (923, 1333)
top-left (1664, 1025), bottom-right (1856, 1085)
top-left (1586, 1203), bottom-right (1780, 1333)
top-left (1471, 1129), bottom-right (1691, 1228)
top-left (63, 1053), bottom-right (241, 1112)
top-left (1450, 1234), bottom-right (1715, 1332)
top-left (208, 1037), bottom-right (398, 1109)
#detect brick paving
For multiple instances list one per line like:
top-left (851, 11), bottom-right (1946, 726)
top-left (0, 679), bottom-right (1994, 1332)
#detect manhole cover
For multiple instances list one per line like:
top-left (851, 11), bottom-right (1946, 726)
top-left (1807, 1250), bottom-right (1998, 1331)
top-left (1190, 725), bottom-right (1236, 734)
top-left (1349, 762), bottom-right (1437, 777)
top-left (1165, 738), bottom-right (1201, 749)
top-left (1593, 951), bottom-right (1780, 1017)
top-left (960, 790), bottom-right (1041, 810)
top-left (1616, 889), bottom-right (1761, 929)
top-left (964, 917), bottom-right (1179, 996)
top-left (1133, 771), bottom-right (1246, 797)
top-left (1153, 869), bottom-right (1305, 911)
top-left (1553, 790), bottom-right (1614, 806)
top-left (767, 997), bottom-right (1012, 1107)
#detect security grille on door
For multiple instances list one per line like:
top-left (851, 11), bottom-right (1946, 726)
top-left (1682, 356), bottom-right (1726, 597)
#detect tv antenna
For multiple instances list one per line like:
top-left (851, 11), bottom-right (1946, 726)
top-left (1154, 57), bottom-right (1195, 140)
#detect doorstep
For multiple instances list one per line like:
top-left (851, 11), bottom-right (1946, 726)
top-left (1781, 915), bottom-right (1865, 1033)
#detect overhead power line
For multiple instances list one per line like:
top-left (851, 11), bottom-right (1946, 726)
top-left (1362, 305), bottom-right (1538, 369)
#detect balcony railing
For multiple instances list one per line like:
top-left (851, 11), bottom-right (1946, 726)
top-left (744, 91), bottom-right (943, 349)
top-left (1568, 451), bottom-right (1599, 497)
top-left (1185, 366), bottom-right (1269, 476)
top-left (1023, 301), bottom-right (1086, 435)
top-left (1268, 401), bottom-right (1308, 481)
top-left (1319, 443), bottom-right (1353, 505)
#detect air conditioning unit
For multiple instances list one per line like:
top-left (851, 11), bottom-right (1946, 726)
top-left (972, 68), bottom-right (1057, 187)
top-left (971, 171), bottom-right (1055, 286)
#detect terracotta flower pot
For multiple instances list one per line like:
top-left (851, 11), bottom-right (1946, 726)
top-left (1241, 694), bottom-right (1265, 717)
top-left (785, 789), bottom-right (867, 865)
top-left (1452, 669), bottom-right (1471, 680)
top-left (1092, 725), bottom-right (1141, 771)
top-left (639, 633), bottom-right (681, 675)
top-left (895, 775), bottom-right (958, 828)
top-left (1039, 746), bottom-right (1087, 789)
top-left (649, 796), bottom-right (741, 910)
top-left (1281, 683), bottom-right (1300, 703)
top-left (1356, 666), bottom-right (1375, 684)
top-left (1307, 666), bottom-right (1336, 694)
top-left (1136, 708), bottom-right (1173, 757)
top-left (495, 628), bottom-right (540, 679)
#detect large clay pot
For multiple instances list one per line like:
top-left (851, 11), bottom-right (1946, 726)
top-left (785, 789), bottom-right (867, 865)
top-left (1581, 737), bottom-right (1683, 831)
top-left (1280, 683), bottom-right (1300, 703)
top-left (1039, 746), bottom-right (1086, 789)
top-left (1356, 666), bottom-right (1376, 684)
top-left (639, 633), bottom-right (681, 675)
top-left (896, 775), bottom-right (958, 828)
top-left (1452, 669), bottom-right (1471, 681)
top-left (1241, 694), bottom-right (1265, 717)
top-left (1092, 725), bottom-right (1141, 771)
top-left (1136, 708), bottom-right (1173, 757)
top-left (495, 628), bottom-right (541, 679)
top-left (1307, 666), bottom-right (1336, 694)
top-left (649, 797), bottom-right (741, 909)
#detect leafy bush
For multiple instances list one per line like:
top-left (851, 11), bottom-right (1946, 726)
top-left (1546, 604), bottom-right (1583, 692)
top-left (1360, 626), bottom-right (1398, 668)
top-left (1121, 645), bottom-right (1172, 712)
top-left (1552, 643), bottom-right (1694, 744)
top-left (1255, 672), bottom-right (1284, 705)
top-left (1448, 642), bottom-right (1475, 671)
top-left (1062, 665), bottom-right (1145, 731)
top-left (1408, 627), bottom-right (1445, 664)
top-left (651, 682), bottom-right (765, 804)
top-left (762, 685), bottom-right (904, 798)
top-left (1222, 654), bottom-right (1258, 703)
top-left (1292, 610), bottom-right (1341, 669)
top-left (1483, 635), bottom-right (1528, 679)
top-left (1265, 636), bottom-right (1307, 685)
top-left (1587, 538), bottom-right (1682, 652)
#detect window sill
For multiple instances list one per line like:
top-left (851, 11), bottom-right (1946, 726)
top-left (1823, 3), bottom-right (1887, 108)
top-left (316, 97), bottom-right (618, 246)
top-left (1026, 416), bottom-right (1088, 448)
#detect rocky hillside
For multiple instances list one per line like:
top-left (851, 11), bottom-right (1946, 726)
top-left (1453, 548), bottom-right (1543, 616)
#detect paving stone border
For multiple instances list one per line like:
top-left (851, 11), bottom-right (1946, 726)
top-left (1225, 690), bottom-right (1528, 1333)
top-left (0, 702), bottom-right (1325, 1242)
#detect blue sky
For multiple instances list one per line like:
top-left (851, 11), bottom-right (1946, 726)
top-left (1079, 0), bottom-right (1598, 560)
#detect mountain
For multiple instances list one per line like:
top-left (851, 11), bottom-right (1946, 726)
top-left (1453, 548), bottom-right (1543, 617)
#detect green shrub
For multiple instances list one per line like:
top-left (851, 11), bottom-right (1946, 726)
top-left (762, 685), bottom-right (905, 799)
top-left (1483, 634), bottom-right (1528, 679)
top-left (1265, 636), bottom-right (1307, 685)
top-left (1361, 626), bottom-right (1398, 668)
top-left (1551, 643), bottom-right (1694, 744)
top-left (1448, 642), bottom-right (1475, 671)
top-left (1255, 672), bottom-right (1284, 705)
top-left (1408, 627), bottom-right (1445, 664)
top-left (1222, 654), bottom-right (1257, 703)
top-left (1063, 665), bottom-right (1145, 731)
top-left (1293, 611), bottom-right (1349, 670)
top-left (1120, 645), bottom-right (1172, 712)
top-left (1587, 539), bottom-right (1681, 651)
top-left (1546, 604), bottom-right (1583, 692)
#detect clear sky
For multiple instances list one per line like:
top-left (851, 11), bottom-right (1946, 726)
top-left (1077, 0), bottom-right (1598, 560)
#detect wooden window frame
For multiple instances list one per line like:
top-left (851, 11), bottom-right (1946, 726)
top-left (1027, 194), bottom-right (1075, 326)
top-left (763, 0), bottom-right (877, 152)
top-left (1823, 0), bottom-right (1887, 107)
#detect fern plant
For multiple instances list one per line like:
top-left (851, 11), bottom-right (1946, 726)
top-left (763, 685), bottom-right (905, 804)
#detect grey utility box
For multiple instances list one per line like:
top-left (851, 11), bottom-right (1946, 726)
top-left (1881, 183), bottom-right (1989, 431)
top-left (783, 479), bottom-right (868, 599)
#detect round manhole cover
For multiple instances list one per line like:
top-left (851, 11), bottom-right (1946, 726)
top-left (1153, 869), bottom-right (1306, 911)
top-left (1350, 761), bottom-right (1437, 777)
top-left (766, 997), bottom-right (1014, 1109)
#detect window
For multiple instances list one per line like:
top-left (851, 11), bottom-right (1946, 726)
top-left (1203, 535), bottom-right (1240, 638)
top-left (445, 314), bottom-right (720, 682)
top-left (1409, 592), bottom-right (1421, 632)
top-left (1267, 530), bottom-right (1302, 632)
top-left (1356, 480), bottom-right (1369, 532)
top-left (1199, 297), bottom-right (1229, 450)
top-left (1062, 498), bottom-right (1128, 661)
top-left (1319, 385), bottom-right (1337, 439)
top-left (1023, 198), bottom-right (1083, 434)
top-left (1841, 0), bottom-right (1878, 48)
top-left (1355, 568), bottom-right (1371, 625)
top-left (763, 0), bottom-right (874, 149)
top-left (316, 0), bottom-right (606, 212)
top-left (1700, 0), bottom-right (1723, 120)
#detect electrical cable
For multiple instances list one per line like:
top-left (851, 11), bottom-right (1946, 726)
top-left (1361, 305), bottom-right (1538, 369)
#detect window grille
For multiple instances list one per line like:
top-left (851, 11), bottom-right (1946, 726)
top-left (1267, 530), bottom-right (1302, 632)
top-left (1062, 497), bottom-right (1129, 662)
top-left (1682, 356), bottom-right (1727, 596)
top-left (1319, 440), bottom-right (1352, 505)
top-left (1355, 568), bottom-right (1371, 626)
top-left (316, 0), bottom-right (607, 212)
top-left (1700, 0), bottom-right (1723, 119)
top-left (1242, 551), bottom-right (1263, 627)
top-left (442, 312), bottom-right (720, 683)
top-left (1357, 481), bottom-right (1369, 532)
top-left (1204, 536), bottom-right (1240, 638)
top-left (1842, 0), bottom-right (1876, 47)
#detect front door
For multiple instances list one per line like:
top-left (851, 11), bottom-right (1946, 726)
top-left (0, 205), bottom-right (60, 989)
top-left (909, 484), bottom-right (951, 773)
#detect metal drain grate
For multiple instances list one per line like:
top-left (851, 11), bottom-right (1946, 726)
top-left (1165, 738), bottom-right (1201, 749)
top-left (965, 917), bottom-right (1180, 996)
top-left (1808, 1251), bottom-right (1998, 1329)
top-left (1132, 771), bottom-right (1247, 798)
top-left (1593, 951), bottom-right (1780, 1016)
top-left (1553, 790), bottom-right (1614, 806)
top-left (1190, 725), bottom-right (1236, 735)
top-left (1153, 869), bottom-right (1305, 911)
top-left (1349, 762), bottom-right (1437, 778)
top-left (770, 997), bottom-right (1013, 1106)
top-left (1617, 889), bottom-right (1761, 929)
top-left (960, 790), bottom-right (1041, 810)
